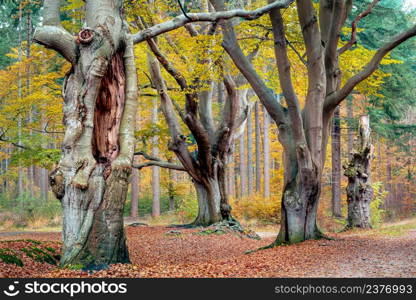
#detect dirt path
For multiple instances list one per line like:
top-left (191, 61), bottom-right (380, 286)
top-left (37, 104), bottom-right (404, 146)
top-left (310, 229), bottom-right (416, 277)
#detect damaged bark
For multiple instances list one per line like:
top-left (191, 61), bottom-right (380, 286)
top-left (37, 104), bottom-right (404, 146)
top-left (344, 115), bottom-right (373, 229)
top-left (35, 0), bottom-right (137, 268)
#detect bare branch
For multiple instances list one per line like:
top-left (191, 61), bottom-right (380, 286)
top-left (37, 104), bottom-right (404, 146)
top-left (132, 0), bottom-right (295, 44)
top-left (325, 25), bottom-right (416, 111)
top-left (133, 161), bottom-right (186, 171)
top-left (134, 151), bottom-right (162, 162)
top-left (338, 0), bottom-right (380, 55)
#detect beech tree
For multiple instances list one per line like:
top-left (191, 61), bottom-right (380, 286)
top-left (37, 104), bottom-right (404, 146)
top-left (209, 0), bottom-right (416, 244)
top-left (137, 45), bottom-right (251, 225)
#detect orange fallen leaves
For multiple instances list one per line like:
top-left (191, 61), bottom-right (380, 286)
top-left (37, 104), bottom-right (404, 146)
top-left (0, 227), bottom-right (415, 278)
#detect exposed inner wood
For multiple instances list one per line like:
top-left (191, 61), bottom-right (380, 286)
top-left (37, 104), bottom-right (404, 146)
top-left (93, 51), bottom-right (126, 165)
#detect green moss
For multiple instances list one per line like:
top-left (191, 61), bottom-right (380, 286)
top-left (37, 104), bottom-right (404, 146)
top-left (21, 246), bottom-right (58, 265)
top-left (65, 264), bottom-right (85, 270)
top-left (198, 228), bottom-right (226, 235)
top-left (0, 248), bottom-right (23, 267)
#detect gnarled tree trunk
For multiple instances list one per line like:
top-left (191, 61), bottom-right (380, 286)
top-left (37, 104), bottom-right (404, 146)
top-left (344, 115), bottom-right (373, 229)
top-left (35, 0), bottom-right (137, 268)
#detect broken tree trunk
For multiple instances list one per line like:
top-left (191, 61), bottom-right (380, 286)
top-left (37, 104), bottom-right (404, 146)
top-left (344, 115), bottom-right (373, 229)
top-left (35, 0), bottom-right (138, 268)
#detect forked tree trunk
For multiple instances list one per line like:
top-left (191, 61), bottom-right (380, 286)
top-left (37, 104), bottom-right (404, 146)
top-left (344, 115), bottom-right (373, 229)
top-left (273, 139), bottom-right (322, 244)
top-left (37, 0), bottom-right (138, 268)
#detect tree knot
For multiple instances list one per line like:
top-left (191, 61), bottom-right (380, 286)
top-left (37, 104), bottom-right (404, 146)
top-left (77, 28), bottom-right (94, 44)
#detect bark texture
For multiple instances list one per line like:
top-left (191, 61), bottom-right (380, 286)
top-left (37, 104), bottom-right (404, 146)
top-left (35, 0), bottom-right (137, 268)
top-left (345, 115), bottom-right (373, 229)
top-left (331, 106), bottom-right (342, 217)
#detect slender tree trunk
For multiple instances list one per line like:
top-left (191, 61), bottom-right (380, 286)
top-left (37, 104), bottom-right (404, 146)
top-left (17, 3), bottom-right (23, 198)
top-left (168, 158), bottom-right (175, 211)
top-left (26, 11), bottom-right (34, 198)
top-left (37, 0), bottom-right (138, 267)
top-left (254, 101), bottom-right (261, 192)
top-left (130, 168), bottom-right (139, 218)
top-left (386, 145), bottom-right (393, 210)
top-left (346, 95), bottom-right (354, 157)
top-left (331, 106), bottom-right (342, 217)
top-left (239, 133), bottom-right (247, 197)
top-left (228, 145), bottom-right (235, 197)
top-left (247, 105), bottom-right (253, 195)
top-left (151, 97), bottom-right (160, 217)
top-left (345, 116), bottom-right (373, 229)
top-left (263, 105), bottom-right (270, 198)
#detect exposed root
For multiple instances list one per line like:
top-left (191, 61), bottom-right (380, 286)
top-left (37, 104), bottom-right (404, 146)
top-left (245, 230), bottom-right (337, 254)
top-left (197, 219), bottom-right (261, 240)
top-left (167, 223), bottom-right (201, 229)
top-left (245, 239), bottom-right (287, 254)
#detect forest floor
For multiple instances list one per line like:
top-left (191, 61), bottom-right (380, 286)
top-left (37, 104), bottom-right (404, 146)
top-left (0, 218), bottom-right (415, 278)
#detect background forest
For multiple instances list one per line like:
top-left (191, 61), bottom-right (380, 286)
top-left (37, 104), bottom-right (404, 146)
top-left (0, 0), bottom-right (414, 233)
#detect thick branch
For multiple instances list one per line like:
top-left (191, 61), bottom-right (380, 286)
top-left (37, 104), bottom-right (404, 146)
top-left (269, 6), bottom-right (305, 146)
top-left (33, 26), bottom-right (77, 63)
top-left (325, 25), bottom-right (416, 111)
top-left (147, 51), bottom-right (202, 180)
top-left (147, 39), bottom-right (213, 174)
top-left (34, 0), bottom-right (77, 64)
top-left (132, 0), bottom-right (295, 44)
top-left (211, 0), bottom-right (287, 126)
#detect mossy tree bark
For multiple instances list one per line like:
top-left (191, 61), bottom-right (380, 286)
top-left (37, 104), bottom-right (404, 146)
top-left (34, 0), bottom-right (138, 268)
top-left (344, 115), bottom-right (373, 229)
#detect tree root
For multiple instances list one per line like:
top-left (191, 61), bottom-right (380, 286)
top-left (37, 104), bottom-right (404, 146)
top-left (196, 219), bottom-right (261, 240)
top-left (168, 219), bottom-right (261, 240)
top-left (167, 223), bottom-right (202, 229)
top-left (244, 240), bottom-right (287, 254)
top-left (245, 230), bottom-right (337, 254)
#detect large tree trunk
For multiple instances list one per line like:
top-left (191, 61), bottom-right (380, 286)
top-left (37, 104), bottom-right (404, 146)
top-left (193, 179), bottom-right (222, 226)
top-left (39, 0), bottom-right (138, 268)
top-left (273, 143), bottom-right (322, 244)
top-left (192, 163), bottom-right (232, 226)
top-left (344, 116), bottom-right (373, 229)
top-left (331, 106), bottom-right (342, 217)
